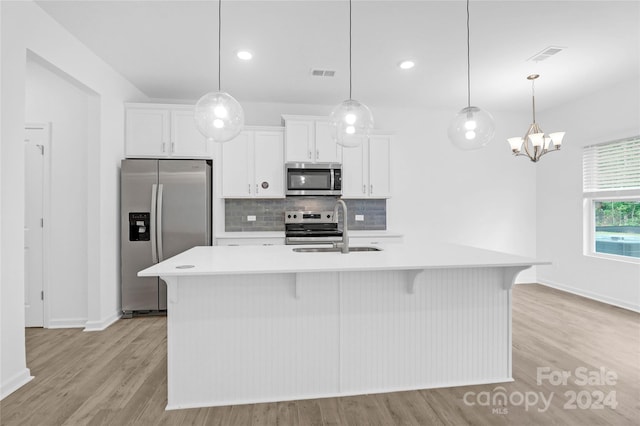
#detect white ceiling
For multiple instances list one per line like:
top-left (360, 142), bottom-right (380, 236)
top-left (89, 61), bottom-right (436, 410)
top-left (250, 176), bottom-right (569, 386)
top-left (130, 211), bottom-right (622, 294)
top-left (35, 1), bottom-right (639, 113)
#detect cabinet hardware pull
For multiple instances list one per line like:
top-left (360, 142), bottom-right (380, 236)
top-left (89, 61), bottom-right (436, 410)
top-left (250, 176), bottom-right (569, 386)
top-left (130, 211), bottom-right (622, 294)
top-left (370, 184), bottom-right (373, 194)
top-left (316, 149), bottom-right (320, 159)
top-left (255, 183), bottom-right (258, 194)
top-left (161, 143), bottom-right (166, 152)
top-left (362, 184), bottom-right (366, 194)
top-left (308, 151), bottom-right (312, 160)
top-left (248, 184), bottom-right (251, 194)
top-left (171, 142), bottom-right (175, 153)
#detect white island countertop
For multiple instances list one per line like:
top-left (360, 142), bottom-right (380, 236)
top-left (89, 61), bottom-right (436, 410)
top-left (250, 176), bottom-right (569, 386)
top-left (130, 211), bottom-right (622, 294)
top-left (138, 242), bottom-right (549, 277)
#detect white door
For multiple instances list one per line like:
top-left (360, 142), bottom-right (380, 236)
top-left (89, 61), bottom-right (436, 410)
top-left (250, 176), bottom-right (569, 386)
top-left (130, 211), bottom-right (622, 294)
top-left (221, 131), bottom-right (253, 197)
top-left (254, 130), bottom-right (284, 198)
top-left (341, 137), bottom-right (367, 198)
top-left (284, 120), bottom-right (313, 162)
top-left (125, 108), bottom-right (169, 157)
top-left (24, 124), bottom-right (48, 327)
top-left (314, 120), bottom-right (342, 163)
top-left (170, 109), bottom-right (210, 158)
top-left (368, 134), bottom-right (391, 198)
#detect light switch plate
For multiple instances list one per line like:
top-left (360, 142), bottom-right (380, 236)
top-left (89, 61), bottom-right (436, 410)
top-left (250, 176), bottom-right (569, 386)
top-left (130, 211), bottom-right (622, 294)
top-left (355, 214), bottom-right (364, 221)
top-left (247, 215), bottom-right (256, 222)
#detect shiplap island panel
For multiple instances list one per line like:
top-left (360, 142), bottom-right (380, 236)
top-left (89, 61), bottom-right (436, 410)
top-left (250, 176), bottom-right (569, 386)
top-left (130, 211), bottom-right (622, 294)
top-left (139, 244), bottom-right (547, 410)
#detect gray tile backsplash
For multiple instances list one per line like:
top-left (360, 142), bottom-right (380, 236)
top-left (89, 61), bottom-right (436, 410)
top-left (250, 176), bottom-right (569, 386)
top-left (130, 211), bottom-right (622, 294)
top-left (225, 197), bottom-right (386, 232)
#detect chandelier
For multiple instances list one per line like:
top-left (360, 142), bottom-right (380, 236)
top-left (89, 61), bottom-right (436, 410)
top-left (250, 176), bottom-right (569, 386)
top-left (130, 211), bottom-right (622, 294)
top-left (447, 0), bottom-right (495, 150)
top-left (507, 74), bottom-right (565, 162)
top-left (329, 0), bottom-right (374, 148)
top-left (193, 0), bottom-right (244, 143)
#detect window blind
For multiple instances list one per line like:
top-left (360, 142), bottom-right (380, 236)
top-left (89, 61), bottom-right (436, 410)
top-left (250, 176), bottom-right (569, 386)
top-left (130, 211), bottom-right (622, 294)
top-left (583, 136), bottom-right (640, 192)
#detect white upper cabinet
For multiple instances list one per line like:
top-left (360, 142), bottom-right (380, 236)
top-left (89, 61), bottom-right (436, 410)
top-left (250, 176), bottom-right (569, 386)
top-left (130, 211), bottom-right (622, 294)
top-left (282, 116), bottom-right (341, 163)
top-left (221, 127), bottom-right (284, 198)
top-left (125, 108), bottom-right (170, 157)
top-left (341, 132), bottom-right (392, 199)
top-left (125, 104), bottom-right (210, 158)
top-left (253, 130), bottom-right (285, 197)
top-left (221, 131), bottom-right (252, 197)
top-left (170, 109), bottom-right (210, 157)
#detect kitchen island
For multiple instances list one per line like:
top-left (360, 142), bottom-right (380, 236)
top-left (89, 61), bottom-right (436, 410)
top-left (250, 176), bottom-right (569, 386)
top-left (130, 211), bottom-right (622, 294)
top-left (139, 243), bottom-right (548, 410)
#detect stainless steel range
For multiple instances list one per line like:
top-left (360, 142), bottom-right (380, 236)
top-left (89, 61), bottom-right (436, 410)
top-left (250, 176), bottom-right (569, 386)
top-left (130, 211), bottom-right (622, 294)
top-left (285, 210), bottom-right (343, 245)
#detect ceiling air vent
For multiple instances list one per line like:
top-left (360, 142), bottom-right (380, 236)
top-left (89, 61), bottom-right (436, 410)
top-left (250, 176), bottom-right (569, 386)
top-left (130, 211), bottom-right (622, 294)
top-left (527, 46), bottom-right (566, 63)
top-left (311, 69), bottom-right (336, 77)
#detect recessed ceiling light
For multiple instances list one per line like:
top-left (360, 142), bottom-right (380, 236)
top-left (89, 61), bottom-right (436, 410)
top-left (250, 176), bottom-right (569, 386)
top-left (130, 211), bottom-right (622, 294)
top-left (237, 50), bottom-right (253, 60)
top-left (398, 60), bottom-right (415, 70)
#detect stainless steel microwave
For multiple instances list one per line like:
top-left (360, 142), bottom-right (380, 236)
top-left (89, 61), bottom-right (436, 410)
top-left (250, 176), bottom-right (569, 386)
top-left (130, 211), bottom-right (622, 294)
top-left (285, 162), bottom-right (342, 196)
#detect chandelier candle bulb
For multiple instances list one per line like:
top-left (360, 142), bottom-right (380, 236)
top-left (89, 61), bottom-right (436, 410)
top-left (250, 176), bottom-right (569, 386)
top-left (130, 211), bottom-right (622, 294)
top-left (507, 137), bottom-right (523, 152)
top-left (549, 132), bottom-right (565, 147)
top-left (530, 133), bottom-right (544, 148)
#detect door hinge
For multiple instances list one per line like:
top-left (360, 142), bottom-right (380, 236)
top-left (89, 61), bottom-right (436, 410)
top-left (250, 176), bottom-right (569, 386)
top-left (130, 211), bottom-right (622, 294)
top-left (41, 291), bottom-right (44, 301)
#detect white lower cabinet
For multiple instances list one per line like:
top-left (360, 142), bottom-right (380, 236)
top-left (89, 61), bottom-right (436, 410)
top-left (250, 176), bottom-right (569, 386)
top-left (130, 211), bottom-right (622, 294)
top-left (342, 133), bottom-right (392, 198)
top-left (221, 128), bottom-right (284, 198)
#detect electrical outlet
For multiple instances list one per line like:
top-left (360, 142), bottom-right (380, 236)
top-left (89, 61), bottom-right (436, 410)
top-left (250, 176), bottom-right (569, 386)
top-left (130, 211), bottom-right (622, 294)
top-left (355, 214), bottom-right (364, 222)
top-left (247, 215), bottom-right (256, 222)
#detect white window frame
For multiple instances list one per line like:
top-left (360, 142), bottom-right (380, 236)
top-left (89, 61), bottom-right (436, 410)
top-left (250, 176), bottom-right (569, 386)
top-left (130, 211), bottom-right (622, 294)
top-left (583, 136), bottom-right (640, 264)
top-left (583, 194), bottom-right (640, 264)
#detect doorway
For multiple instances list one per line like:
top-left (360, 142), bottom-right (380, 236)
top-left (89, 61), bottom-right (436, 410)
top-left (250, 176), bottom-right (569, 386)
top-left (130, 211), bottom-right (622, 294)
top-left (24, 123), bottom-right (50, 327)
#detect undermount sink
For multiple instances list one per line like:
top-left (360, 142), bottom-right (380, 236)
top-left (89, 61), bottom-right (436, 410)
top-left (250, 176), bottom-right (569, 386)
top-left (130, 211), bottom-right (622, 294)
top-left (293, 246), bottom-right (382, 253)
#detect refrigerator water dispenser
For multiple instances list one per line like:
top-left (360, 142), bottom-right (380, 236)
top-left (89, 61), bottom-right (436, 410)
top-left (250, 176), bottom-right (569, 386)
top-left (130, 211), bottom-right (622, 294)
top-left (129, 212), bottom-right (150, 241)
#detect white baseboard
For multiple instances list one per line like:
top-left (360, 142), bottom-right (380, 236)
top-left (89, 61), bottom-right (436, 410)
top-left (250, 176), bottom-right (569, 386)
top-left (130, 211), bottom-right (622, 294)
top-left (538, 278), bottom-right (640, 313)
top-left (83, 311), bottom-right (121, 332)
top-left (47, 317), bottom-right (87, 329)
top-left (0, 368), bottom-right (33, 400)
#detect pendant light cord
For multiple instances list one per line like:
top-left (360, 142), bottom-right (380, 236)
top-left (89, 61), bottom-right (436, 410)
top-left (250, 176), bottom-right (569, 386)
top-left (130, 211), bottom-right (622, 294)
top-left (466, 0), bottom-right (471, 108)
top-left (349, 0), bottom-right (353, 100)
top-left (218, 0), bottom-right (222, 92)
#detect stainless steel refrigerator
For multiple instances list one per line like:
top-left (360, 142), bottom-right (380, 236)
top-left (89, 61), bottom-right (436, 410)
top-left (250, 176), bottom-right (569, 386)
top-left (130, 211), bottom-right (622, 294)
top-left (120, 159), bottom-right (211, 316)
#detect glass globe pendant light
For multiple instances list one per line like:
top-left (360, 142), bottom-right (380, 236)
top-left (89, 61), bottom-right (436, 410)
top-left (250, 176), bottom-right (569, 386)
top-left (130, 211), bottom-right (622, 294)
top-left (330, 0), bottom-right (374, 148)
top-left (194, 0), bottom-right (244, 143)
top-left (447, 0), bottom-right (495, 150)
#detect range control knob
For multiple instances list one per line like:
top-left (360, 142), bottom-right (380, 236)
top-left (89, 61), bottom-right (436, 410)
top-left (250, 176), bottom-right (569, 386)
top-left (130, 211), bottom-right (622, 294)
top-left (287, 214), bottom-right (291, 219)
top-left (327, 214), bottom-right (331, 219)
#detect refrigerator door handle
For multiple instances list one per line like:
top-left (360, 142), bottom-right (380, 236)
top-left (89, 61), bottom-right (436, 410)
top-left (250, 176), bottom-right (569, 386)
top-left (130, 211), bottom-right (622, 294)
top-left (157, 183), bottom-right (165, 262)
top-left (150, 183), bottom-right (158, 263)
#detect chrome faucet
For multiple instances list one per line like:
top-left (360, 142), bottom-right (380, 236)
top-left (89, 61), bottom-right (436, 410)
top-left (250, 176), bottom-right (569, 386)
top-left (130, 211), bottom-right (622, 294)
top-left (333, 199), bottom-right (349, 254)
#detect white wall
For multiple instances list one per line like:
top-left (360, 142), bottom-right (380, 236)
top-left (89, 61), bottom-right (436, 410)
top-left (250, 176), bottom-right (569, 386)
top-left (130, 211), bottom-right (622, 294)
top-left (25, 57), bottom-right (92, 326)
top-left (1, 1), bottom-right (145, 399)
top-left (238, 100), bottom-right (538, 282)
top-left (536, 77), bottom-right (640, 312)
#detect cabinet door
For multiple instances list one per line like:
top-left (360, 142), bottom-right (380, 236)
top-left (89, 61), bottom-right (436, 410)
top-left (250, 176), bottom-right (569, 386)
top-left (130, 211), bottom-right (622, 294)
top-left (125, 109), bottom-right (169, 157)
top-left (284, 120), bottom-right (314, 162)
top-left (341, 139), bottom-right (367, 198)
top-left (221, 131), bottom-right (253, 197)
top-left (170, 109), bottom-right (210, 158)
top-left (368, 135), bottom-right (391, 198)
top-left (314, 120), bottom-right (342, 163)
top-left (254, 131), bottom-right (285, 198)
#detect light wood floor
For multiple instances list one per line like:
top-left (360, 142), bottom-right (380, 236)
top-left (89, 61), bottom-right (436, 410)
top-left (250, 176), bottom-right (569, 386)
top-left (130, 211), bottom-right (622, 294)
top-left (1, 284), bottom-right (639, 425)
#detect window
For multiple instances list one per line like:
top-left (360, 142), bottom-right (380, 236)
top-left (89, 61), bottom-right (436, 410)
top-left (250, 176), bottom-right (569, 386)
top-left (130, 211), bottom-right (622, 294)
top-left (583, 136), bottom-right (640, 261)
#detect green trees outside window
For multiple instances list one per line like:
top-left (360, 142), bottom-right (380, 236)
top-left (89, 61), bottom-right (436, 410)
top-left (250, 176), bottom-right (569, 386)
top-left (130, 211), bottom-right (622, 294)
top-left (594, 201), bottom-right (640, 259)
